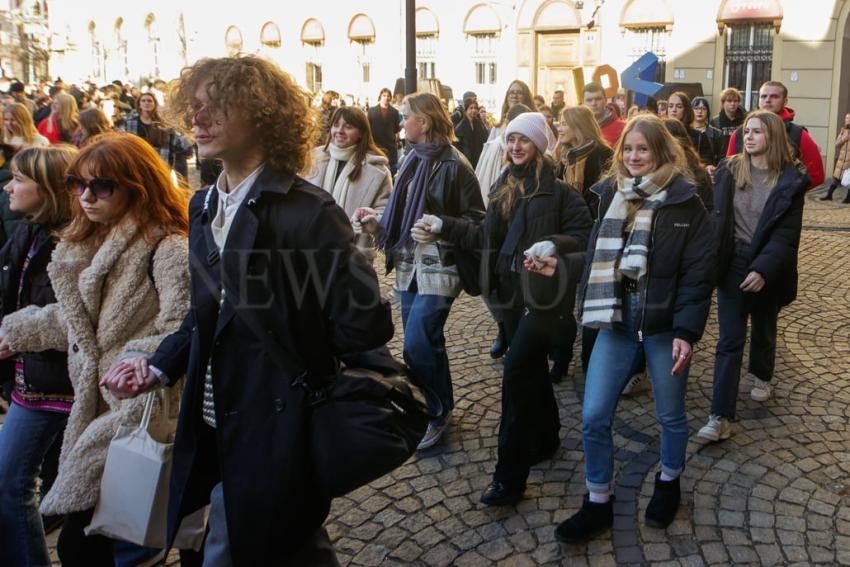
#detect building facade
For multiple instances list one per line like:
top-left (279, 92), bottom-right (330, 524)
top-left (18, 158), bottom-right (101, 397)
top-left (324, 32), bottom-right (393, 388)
top-left (44, 0), bottom-right (850, 173)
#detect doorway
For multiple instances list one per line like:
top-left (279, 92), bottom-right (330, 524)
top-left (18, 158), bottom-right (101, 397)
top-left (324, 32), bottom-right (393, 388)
top-left (535, 31), bottom-right (581, 104)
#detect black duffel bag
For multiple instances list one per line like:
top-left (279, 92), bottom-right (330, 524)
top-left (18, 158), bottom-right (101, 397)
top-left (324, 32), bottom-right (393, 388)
top-left (240, 304), bottom-right (432, 497)
top-left (293, 364), bottom-right (432, 497)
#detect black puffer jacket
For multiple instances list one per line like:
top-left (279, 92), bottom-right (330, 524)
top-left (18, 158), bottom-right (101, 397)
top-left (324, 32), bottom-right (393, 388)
top-left (0, 222), bottom-right (71, 397)
top-left (713, 160), bottom-right (807, 308)
top-left (439, 162), bottom-right (592, 315)
top-left (689, 126), bottom-right (724, 166)
top-left (579, 174), bottom-right (715, 344)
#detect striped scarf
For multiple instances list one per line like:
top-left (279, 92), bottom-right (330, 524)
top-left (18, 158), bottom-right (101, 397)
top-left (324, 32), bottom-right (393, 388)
top-left (581, 165), bottom-right (673, 328)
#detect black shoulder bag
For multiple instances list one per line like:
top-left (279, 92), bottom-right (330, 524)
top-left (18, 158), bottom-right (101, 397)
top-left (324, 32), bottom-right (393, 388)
top-left (238, 309), bottom-right (432, 498)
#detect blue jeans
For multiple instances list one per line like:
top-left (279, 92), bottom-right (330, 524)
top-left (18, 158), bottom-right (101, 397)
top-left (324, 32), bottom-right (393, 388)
top-left (0, 402), bottom-right (67, 567)
top-left (397, 290), bottom-right (455, 424)
top-left (712, 242), bottom-right (780, 419)
top-left (582, 292), bottom-right (690, 493)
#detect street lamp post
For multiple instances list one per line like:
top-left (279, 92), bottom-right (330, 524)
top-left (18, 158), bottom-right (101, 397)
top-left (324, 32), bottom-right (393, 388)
top-left (404, 0), bottom-right (416, 94)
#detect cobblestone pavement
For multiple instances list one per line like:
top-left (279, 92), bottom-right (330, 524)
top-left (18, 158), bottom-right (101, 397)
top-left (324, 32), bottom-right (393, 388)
top-left (325, 192), bottom-right (850, 567)
top-left (27, 191), bottom-right (850, 565)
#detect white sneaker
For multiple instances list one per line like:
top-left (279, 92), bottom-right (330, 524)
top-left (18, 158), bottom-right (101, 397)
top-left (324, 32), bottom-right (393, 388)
top-left (417, 420), bottom-right (448, 450)
top-left (622, 372), bottom-right (647, 396)
top-left (750, 377), bottom-right (773, 402)
top-left (697, 414), bottom-right (732, 442)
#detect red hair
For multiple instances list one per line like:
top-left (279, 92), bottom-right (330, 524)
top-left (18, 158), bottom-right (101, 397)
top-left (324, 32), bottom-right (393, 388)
top-left (61, 132), bottom-right (190, 243)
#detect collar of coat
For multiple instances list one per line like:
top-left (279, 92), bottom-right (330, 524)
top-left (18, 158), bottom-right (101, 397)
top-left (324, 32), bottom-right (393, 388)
top-left (47, 217), bottom-right (164, 353)
top-left (201, 166), bottom-right (296, 222)
top-left (591, 173), bottom-right (697, 208)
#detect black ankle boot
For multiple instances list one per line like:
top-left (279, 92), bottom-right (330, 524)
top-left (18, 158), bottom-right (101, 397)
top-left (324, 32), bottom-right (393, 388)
top-left (490, 323), bottom-right (507, 359)
top-left (645, 472), bottom-right (681, 528)
top-left (554, 494), bottom-right (614, 543)
top-left (480, 481), bottom-right (524, 506)
top-left (843, 191), bottom-right (850, 204)
top-left (820, 185), bottom-right (836, 200)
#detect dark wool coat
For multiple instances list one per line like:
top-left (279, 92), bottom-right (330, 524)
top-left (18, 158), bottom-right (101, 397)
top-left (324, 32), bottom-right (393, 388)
top-left (713, 161), bottom-right (808, 308)
top-left (149, 166), bottom-right (394, 565)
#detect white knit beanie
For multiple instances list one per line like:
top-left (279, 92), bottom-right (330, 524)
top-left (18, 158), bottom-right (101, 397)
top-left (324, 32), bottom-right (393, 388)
top-left (504, 112), bottom-right (556, 154)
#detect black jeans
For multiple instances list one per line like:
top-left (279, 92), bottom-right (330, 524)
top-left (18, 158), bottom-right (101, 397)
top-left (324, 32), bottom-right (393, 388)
top-left (494, 308), bottom-right (563, 488)
top-left (712, 242), bottom-right (780, 419)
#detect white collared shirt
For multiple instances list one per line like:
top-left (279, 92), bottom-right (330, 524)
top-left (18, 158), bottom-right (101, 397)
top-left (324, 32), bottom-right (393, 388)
top-left (211, 164), bottom-right (265, 251)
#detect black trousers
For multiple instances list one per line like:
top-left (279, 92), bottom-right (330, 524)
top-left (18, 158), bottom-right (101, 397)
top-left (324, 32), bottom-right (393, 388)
top-left (493, 308), bottom-right (564, 488)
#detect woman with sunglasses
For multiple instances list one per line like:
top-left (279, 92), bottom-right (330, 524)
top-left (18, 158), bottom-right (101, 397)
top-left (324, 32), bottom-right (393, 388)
top-left (0, 145), bottom-right (76, 567)
top-left (0, 132), bottom-right (191, 566)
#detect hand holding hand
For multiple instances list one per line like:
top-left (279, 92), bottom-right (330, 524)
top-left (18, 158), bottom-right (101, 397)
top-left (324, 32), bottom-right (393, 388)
top-left (411, 220), bottom-right (439, 244)
top-left (671, 338), bottom-right (692, 376)
top-left (100, 356), bottom-right (159, 399)
top-left (352, 207), bottom-right (380, 235)
top-left (739, 271), bottom-right (765, 293)
top-left (416, 214), bottom-right (443, 234)
top-left (523, 255), bottom-right (558, 277)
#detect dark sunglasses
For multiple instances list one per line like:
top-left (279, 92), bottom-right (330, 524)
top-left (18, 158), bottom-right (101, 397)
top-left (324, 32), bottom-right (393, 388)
top-left (65, 175), bottom-right (119, 199)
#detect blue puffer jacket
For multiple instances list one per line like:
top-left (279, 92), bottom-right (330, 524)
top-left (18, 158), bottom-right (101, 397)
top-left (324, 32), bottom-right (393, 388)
top-left (713, 160), bottom-right (807, 308)
top-left (579, 174), bottom-right (715, 344)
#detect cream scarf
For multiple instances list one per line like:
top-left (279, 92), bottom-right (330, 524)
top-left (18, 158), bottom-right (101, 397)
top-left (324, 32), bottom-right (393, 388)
top-left (321, 144), bottom-right (358, 207)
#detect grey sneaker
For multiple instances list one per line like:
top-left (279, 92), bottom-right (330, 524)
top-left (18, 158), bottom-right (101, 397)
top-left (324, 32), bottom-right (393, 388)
top-left (697, 414), bottom-right (732, 442)
top-left (417, 420), bottom-right (448, 450)
top-left (622, 372), bottom-right (647, 396)
top-left (750, 377), bottom-right (772, 402)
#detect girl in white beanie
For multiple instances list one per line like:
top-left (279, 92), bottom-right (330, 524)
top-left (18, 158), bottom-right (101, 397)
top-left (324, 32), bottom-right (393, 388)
top-left (413, 110), bottom-right (592, 506)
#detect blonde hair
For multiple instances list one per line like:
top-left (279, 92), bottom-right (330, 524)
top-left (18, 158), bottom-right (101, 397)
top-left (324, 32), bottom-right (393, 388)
top-left (727, 110), bottom-right (793, 190)
top-left (9, 145), bottom-right (77, 226)
top-left (402, 92), bottom-right (454, 146)
top-left (4, 103), bottom-right (39, 144)
top-left (555, 105), bottom-right (610, 154)
top-left (609, 114), bottom-right (688, 187)
top-left (48, 93), bottom-right (79, 135)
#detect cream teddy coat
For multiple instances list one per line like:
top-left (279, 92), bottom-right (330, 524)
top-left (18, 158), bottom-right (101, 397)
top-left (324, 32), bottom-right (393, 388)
top-left (1, 219), bottom-right (190, 515)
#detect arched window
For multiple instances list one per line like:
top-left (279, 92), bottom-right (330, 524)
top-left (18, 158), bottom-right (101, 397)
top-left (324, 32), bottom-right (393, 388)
top-left (415, 8), bottom-right (439, 80)
top-left (348, 14), bottom-right (376, 44)
top-left (464, 4), bottom-right (501, 87)
top-left (348, 14), bottom-right (375, 85)
top-left (301, 18), bottom-right (325, 46)
top-left (260, 21), bottom-right (281, 48)
top-left (225, 25), bottom-right (243, 55)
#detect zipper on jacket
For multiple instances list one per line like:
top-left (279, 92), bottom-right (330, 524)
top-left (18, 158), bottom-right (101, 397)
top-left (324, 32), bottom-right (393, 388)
top-left (636, 211), bottom-right (659, 342)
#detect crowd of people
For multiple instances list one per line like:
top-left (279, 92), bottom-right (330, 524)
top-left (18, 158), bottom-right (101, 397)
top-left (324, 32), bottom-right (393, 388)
top-left (0, 53), bottom-right (838, 565)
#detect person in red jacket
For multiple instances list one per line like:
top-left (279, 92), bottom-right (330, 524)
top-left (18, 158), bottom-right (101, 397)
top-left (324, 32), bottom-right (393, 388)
top-left (726, 81), bottom-right (824, 189)
top-left (583, 82), bottom-right (625, 148)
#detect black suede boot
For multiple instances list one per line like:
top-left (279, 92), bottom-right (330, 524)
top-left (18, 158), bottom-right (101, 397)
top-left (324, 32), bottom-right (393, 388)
top-left (490, 322), bottom-right (507, 359)
top-left (645, 472), bottom-right (681, 528)
top-left (820, 179), bottom-right (839, 200)
top-left (554, 494), bottom-right (614, 543)
top-left (843, 190), bottom-right (850, 204)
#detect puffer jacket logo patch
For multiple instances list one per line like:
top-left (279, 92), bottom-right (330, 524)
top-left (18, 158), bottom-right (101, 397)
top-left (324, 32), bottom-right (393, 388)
top-left (673, 222), bottom-right (690, 228)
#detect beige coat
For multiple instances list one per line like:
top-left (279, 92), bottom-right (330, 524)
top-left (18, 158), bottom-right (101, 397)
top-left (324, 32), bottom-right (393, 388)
top-left (305, 149), bottom-right (392, 215)
top-left (305, 148), bottom-right (392, 258)
top-left (833, 127), bottom-right (850, 179)
top-left (1, 219), bottom-right (190, 515)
